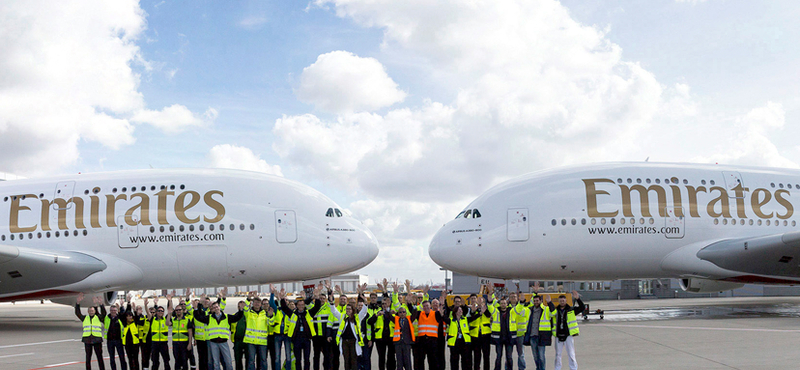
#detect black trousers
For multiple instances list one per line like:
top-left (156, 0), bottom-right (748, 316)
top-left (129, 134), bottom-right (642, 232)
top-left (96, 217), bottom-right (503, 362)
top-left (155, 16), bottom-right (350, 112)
top-left (341, 338), bottom-right (357, 370)
top-left (232, 341), bottom-right (246, 370)
top-left (267, 336), bottom-right (276, 370)
top-left (393, 342), bottom-right (412, 370)
top-left (173, 341), bottom-right (190, 370)
top-left (151, 342), bottom-right (171, 370)
top-left (294, 337), bottom-right (312, 370)
top-left (375, 339), bottom-right (395, 370)
top-left (436, 337), bottom-right (446, 370)
top-left (312, 336), bottom-right (329, 370)
top-left (126, 342), bottom-right (140, 370)
top-left (472, 335), bottom-right (490, 370)
top-left (85, 342), bottom-right (106, 370)
top-left (196, 340), bottom-right (208, 370)
top-left (450, 340), bottom-right (472, 370)
top-left (413, 337), bottom-right (436, 370)
top-left (141, 339), bottom-right (151, 370)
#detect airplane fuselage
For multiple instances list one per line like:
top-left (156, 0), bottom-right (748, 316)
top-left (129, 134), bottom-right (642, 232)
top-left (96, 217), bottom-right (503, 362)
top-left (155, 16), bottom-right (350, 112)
top-left (0, 169), bottom-right (379, 301)
top-left (430, 163), bottom-right (800, 284)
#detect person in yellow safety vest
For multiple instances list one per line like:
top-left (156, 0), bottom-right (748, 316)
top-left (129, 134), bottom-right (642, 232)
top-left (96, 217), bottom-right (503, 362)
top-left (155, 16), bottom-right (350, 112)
top-left (188, 291), bottom-right (228, 370)
top-left (335, 303), bottom-right (367, 370)
top-left (103, 300), bottom-right (127, 370)
top-left (269, 285), bottom-right (297, 370)
top-left (262, 299), bottom-right (277, 370)
top-left (132, 302), bottom-right (148, 370)
top-left (122, 311), bottom-right (141, 370)
top-left (141, 299), bottom-right (156, 370)
top-left (149, 297), bottom-right (171, 370)
top-left (327, 285), bottom-right (349, 370)
top-left (282, 288), bottom-right (327, 370)
top-left (508, 291), bottom-right (531, 370)
top-left (465, 293), bottom-right (491, 370)
top-left (309, 287), bottom-right (333, 370)
top-left (359, 290), bottom-right (380, 370)
top-left (167, 296), bottom-right (195, 370)
top-left (243, 292), bottom-right (270, 370)
top-left (487, 295), bottom-right (516, 370)
top-left (180, 291), bottom-right (198, 370)
top-left (406, 297), bottom-right (443, 370)
top-left (194, 297), bottom-right (245, 370)
top-left (550, 291), bottom-right (584, 370)
top-left (76, 293), bottom-right (107, 370)
top-left (444, 305), bottom-right (478, 370)
top-left (369, 282), bottom-right (396, 370)
top-left (523, 294), bottom-right (555, 370)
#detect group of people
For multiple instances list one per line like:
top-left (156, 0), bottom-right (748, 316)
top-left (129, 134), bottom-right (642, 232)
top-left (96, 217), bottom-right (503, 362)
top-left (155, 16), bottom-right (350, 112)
top-left (75, 279), bottom-right (585, 370)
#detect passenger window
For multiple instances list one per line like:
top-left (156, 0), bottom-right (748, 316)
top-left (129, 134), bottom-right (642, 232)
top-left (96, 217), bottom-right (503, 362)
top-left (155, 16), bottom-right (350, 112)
top-left (335, 209), bottom-right (343, 217)
top-left (326, 208), bottom-right (334, 217)
top-left (472, 209), bottom-right (481, 218)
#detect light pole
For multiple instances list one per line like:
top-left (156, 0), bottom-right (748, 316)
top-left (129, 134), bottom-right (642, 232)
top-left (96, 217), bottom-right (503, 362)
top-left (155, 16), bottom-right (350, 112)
top-left (439, 267), bottom-right (450, 292)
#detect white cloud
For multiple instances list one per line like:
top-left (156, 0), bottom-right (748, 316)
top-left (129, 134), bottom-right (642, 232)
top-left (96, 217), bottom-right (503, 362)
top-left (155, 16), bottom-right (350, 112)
top-left (0, 0), bottom-right (211, 176)
top-left (208, 144), bottom-right (283, 176)
top-left (239, 16), bottom-right (268, 29)
top-left (132, 105), bottom-right (217, 134)
top-left (296, 51), bottom-right (406, 114)
top-left (692, 102), bottom-right (797, 168)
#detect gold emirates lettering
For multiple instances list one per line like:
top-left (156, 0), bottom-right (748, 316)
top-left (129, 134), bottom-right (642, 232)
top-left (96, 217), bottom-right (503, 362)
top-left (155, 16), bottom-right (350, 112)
top-left (583, 178), bottom-right (793, 220)
top-left (9, 190), bottom-right (225, 233)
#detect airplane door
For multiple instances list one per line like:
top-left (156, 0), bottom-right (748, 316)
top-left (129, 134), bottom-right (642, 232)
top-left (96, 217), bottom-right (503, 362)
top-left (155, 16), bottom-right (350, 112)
top-left (664, 207), bottom-right (685, 239)
top-left (722, 171), bottom-right (746, 198)
top-left (275, 210), bottom-right (297, 243)
top-left (507, 208), bottom-right (529, 242)
top-left (118, 215), bottom-right (139, 248)
top-left (53, 181), bottom-right (75, 210)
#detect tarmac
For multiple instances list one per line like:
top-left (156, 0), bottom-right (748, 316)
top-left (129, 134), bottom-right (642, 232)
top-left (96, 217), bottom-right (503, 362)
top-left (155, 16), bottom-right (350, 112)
top-left (2, 296), bottom-right (800, 370)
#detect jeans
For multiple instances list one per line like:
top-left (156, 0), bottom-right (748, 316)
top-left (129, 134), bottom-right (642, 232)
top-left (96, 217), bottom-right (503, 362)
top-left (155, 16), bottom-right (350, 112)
top-left (531, 343), bottom-right (546, 370)
top-left (108, 339), bottom-right (128, 370)
top-left (274, 335), bottom-right (292, 370)
top-left (208, 341), bottom-right (233, 370)
top-left (246, 343), bottom-right (267, 370)
top-left (357, 342), bottom-right (372, 370)
top-left (513, 337), bottom-right (525, 370)
top-left (493, 342), bottom-right (513, 370)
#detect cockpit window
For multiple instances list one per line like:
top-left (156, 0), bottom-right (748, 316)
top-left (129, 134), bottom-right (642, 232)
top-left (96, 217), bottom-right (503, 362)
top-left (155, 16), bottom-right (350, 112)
top-left (455, 211), bottom-right (466, 219)
top-left (464, 209), bottom-right (472, 218)
top-left (335, 208), bottom-right (343, 217)
top-left (326, 208), bottom-right (334, 217)
top-left (472, 209), bottom-right (481, 218)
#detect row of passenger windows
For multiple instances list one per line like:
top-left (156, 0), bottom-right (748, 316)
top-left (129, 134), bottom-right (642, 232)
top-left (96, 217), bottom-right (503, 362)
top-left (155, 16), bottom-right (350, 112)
top-left (1, 229), bottom-right (88, 241)
top-left (616, 177), bottom-right (800, 190)
top-left (551, 217), bottom-right (797, 227)
top-left (146, 223), bottom-right (255, 233)
top-left (455, 209), bottom-right (481, 219)
top-left (3, 184), bottom-right (190, 202)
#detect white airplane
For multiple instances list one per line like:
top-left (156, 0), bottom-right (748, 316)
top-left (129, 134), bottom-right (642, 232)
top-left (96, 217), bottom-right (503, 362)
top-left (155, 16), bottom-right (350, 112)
top-left (0, 169), bottom-right (379, 304)
top-left (429, 162), bottom-right (800, 293)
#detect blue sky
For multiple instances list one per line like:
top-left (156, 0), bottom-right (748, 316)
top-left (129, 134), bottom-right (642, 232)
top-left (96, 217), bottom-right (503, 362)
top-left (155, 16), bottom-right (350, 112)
top-left (4, 0), bottom-right (800, 284)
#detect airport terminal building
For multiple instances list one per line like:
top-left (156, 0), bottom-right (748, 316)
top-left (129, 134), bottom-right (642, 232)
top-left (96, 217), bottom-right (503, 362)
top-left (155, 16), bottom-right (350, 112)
top-left (450, 272), bottom-right (800, 299)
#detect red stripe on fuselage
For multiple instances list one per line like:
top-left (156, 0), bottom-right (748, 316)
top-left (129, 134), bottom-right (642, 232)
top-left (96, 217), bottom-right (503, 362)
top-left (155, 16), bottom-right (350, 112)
top-left (0, 289), bottom-right (76, 302)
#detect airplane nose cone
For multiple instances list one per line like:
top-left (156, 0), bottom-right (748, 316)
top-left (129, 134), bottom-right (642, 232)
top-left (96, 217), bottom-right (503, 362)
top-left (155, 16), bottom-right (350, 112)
top-left (344, 219), bottom-right (380, 270)
top-left (428, 226), bottom-right (448, 268)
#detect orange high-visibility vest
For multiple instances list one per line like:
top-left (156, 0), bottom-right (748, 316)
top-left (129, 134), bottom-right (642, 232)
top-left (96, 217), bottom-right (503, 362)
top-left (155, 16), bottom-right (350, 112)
top-left (393, 316), bottom-right (415, 343)
top-left (416, 311), bottom-right (438, 338)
